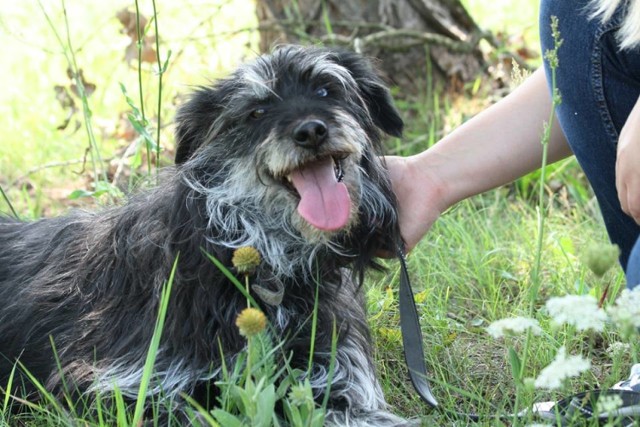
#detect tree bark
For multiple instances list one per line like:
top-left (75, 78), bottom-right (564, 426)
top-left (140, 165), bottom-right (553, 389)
top-left (256, 0), bottom-right (489, 92)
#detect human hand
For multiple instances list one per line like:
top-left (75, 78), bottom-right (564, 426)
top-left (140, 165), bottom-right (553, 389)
top-left (616, 97), bottom-right (640, 225)
top-left (384, 155), bottom-right (446, 253)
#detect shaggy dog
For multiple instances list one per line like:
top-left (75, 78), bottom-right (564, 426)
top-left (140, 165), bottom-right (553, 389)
top-left (0, 45), bottom-right (409, 425)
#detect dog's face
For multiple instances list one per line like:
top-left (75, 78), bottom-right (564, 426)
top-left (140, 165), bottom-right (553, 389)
top-left (174, 45), bottom-right (402, 244)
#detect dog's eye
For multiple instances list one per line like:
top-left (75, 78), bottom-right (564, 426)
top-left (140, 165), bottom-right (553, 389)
top-left (250, 108), bottom-right (266, 119)
top-left (314, 87), bottom-right (328, 97)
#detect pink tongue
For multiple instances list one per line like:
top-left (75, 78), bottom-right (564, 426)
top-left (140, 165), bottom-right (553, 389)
top-left (290, 158), bottom-right (351, 231)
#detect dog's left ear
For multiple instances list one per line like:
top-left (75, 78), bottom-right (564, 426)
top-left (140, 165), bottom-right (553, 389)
top-left (332, 51), bottom-right (404, 138)
top-left (174, 84), bottom-right (231, 165)
top-left (175, 89), bottom-right (215, 165)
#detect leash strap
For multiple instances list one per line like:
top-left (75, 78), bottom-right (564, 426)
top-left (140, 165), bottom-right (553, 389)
top-left (396, 247), bottom-right (439, 408)
top-left (396, 246), bottom-right (480, 421)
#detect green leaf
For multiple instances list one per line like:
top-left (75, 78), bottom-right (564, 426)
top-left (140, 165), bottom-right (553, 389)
top-left (160, 49), bottom-right (173, 74)
top-left (68, 189), bottom-right (93, 200)
top-left (69, 181), bottom-right (123, 200)
top-left (211, 409), bottom-right (244, 427)
top-left (229, 383), bottom-right (252, 416)
top-left (255, 384), bottom-right (277, 427)
top-left (283, 401), bottom-right (303, 426)
top-left (508, 347), bottom-right (522, 384)
top-left (311, 410), bottom-right (326, 427)
top-left (120, 83), bottom-right (142, 117)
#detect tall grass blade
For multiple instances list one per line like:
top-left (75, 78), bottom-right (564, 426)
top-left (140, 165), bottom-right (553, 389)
top-left (131, 253), bottom-right (180, 425)
top-left (202, 250), bottom-right (261, 309)
top-left (133, 0), bottom-right (151, 176)
top-left (321, 1), bottom-right (333, 41)
top-left (0, 185), bottom-right (19, 219)
top-left (151, 0), bottom-right (172, 175)
top-left (14, 360), bottom-right (67, 420)
top-left (1, 364), bottom-right (17, 413)
top-left (49, 336), bottom-right (80, 417)
top-left (530, 15), bottom-right (563, 307)
top-left (37, 0), bottom-right (107, 188)
top-left (306, 274), bottom-right (321, 375)
top-left (113, 387), bottom-right (129, 427)
top-left (320, 320), bottom-right (338, 412)
top-left (181, 393), bottom-right (221, 426)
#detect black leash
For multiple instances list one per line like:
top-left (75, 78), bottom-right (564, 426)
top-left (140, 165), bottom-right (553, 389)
top-left (396, 247), bottom-right (439, 408)
top-left (396, 248), bottom-right (481, 421)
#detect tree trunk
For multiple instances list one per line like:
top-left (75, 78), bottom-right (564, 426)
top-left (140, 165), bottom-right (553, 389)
top-left (256, 0), bottom-right (489, 92)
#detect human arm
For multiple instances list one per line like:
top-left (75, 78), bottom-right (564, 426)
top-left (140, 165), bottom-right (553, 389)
top-left (387, 67), bottom-right (573, 251)
top-left (616, 94), bottom-right (640, 225)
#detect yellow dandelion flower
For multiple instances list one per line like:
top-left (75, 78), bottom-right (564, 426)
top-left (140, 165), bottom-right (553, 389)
top-left (235, 307), bottom-right (267, 338)
top-left (232, 246), bottom-right (261, 275)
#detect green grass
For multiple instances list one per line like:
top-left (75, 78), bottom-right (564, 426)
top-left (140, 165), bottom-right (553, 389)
top-left (1, 1), bottom-right (636, 426)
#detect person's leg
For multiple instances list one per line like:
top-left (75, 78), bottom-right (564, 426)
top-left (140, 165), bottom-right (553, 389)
top-left (540, 0), bottom-right (640, 271)
top-left (626, 236), bottom-right (640, 289)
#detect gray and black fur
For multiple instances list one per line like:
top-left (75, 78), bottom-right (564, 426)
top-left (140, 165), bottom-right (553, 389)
top-left (0, 45), bottom-right (408, 426)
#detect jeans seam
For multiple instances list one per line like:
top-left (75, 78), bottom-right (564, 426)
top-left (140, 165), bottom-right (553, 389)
top-left (590, 17), bottom-right (623, 145)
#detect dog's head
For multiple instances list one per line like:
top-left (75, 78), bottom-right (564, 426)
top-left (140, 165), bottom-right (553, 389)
top-left (174, 45), bottom-right (402, 254)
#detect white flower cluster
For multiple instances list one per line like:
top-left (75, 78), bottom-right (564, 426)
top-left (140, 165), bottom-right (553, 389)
top-left (545, 294), bottom-right (607, 331)
top-left (596, 393), bottom-right (624, 414)
top-left (533, 346), bottom-right (591, 390)
top-left (487, 288), bottom-right (640, 395)
top-left (606, 341), bottom-right (631, 358)
top-left (607, 287), bottom-right (640, 329)
top-left (486, 316), bottom-right (542, 339)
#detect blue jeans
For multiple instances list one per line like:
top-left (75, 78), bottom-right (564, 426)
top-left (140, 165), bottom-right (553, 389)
top-left (540, 0), bottom-right (640, 288)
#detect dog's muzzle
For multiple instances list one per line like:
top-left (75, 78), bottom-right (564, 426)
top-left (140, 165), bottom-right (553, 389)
top-left (279, 119), bottom-right (352, 232)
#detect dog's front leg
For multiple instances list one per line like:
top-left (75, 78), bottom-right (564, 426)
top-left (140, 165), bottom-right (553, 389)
top-left (317, 330), bottom-right (416, 427)
top-left (313, 276), bottom-right (416, 426)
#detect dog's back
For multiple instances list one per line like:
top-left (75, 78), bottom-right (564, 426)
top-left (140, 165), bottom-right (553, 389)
top-left (0, 214), bottom-right (92, 389)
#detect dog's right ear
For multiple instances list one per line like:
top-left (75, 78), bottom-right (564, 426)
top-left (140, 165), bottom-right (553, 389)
top-left (330, 50), bottom-right (404, 138)
top-left (174, 86), bottom-right (227, 165)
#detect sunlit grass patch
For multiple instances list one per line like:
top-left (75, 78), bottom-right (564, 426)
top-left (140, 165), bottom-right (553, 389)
top-left (0, 1), bottom-right (257, 215)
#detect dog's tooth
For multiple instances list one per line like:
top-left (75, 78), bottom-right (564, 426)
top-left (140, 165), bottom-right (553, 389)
top-left (332, 157), bottom-right (344, 182)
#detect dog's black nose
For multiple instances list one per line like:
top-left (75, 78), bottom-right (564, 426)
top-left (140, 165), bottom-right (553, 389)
top-left (292, 120), bottom-right (328, 148)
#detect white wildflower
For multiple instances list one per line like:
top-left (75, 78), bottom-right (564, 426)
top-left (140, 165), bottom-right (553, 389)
top-left (486, 316), bottom-right (542, 339)
top-left (608, 287), bottom-right (640, 330)
top-left (606, 341), bottom-right (631, 358)
top-left (545, 294), bottom-right (607, 332)
top-left (596, 394), bottom-right (624, 414)
top-left (534, 346), bottom-right (591, 390)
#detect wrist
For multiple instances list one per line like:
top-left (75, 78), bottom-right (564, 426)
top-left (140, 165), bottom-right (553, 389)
top-left (407, 151), bottom-right (455, 216)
